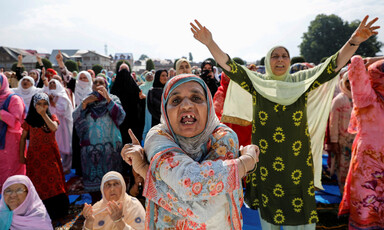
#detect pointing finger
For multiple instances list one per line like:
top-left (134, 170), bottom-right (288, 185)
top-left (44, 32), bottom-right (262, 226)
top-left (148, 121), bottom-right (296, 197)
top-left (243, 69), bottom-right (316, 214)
top-left (128, 129), bottom-right (140, 145)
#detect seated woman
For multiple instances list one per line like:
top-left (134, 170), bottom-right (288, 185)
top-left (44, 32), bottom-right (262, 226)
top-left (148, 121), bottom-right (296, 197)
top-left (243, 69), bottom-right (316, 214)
top-left (0, 175), bottom-right (53, 230)
top-left (122, 74), bottom-right (259, 229)
top-left (82, 171), bottom-right (145, 230)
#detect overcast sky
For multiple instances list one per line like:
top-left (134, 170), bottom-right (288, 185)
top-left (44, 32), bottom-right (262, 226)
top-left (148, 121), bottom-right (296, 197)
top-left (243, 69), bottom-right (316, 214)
top-left (1, 0), bottom-right (383, 63)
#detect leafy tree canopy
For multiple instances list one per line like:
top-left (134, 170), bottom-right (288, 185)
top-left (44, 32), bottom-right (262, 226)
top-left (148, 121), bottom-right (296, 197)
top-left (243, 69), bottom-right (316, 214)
top-left (300, 14), bottom-right (382, 64)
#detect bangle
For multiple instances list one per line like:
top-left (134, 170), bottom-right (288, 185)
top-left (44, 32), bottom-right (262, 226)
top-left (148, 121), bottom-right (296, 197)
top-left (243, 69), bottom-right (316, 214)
top-left (348, 41), bottom-right (360, 46)
top-left (113, 216), bottom-right (123, 223)
top-left (238, 157), bottom-right (248, 177)
top-left (83, 226), bottom-right (91, 230)
top-left (243, 155), bottom-right (257, 174)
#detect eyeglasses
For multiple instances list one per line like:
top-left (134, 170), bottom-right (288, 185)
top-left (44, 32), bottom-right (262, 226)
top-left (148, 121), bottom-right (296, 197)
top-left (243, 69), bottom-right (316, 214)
top-left (4, 189), bottom-right (27, 196)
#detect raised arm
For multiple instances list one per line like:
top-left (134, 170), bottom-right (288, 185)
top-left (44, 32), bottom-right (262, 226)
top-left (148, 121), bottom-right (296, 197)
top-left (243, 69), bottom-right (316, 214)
top-left (335, 15), bottom-right (379, 72)
top-left (190, 20), bottom-right (231, 72)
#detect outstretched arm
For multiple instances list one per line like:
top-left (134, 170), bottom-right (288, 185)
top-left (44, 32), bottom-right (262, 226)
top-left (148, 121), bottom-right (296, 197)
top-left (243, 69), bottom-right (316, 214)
top-left (190, 20), bottom-right (231, 72)
top-left (335, 15), bottom-right (379, 72)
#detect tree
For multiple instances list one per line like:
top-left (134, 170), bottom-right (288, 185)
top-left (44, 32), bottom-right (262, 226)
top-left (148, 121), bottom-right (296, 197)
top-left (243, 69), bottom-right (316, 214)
top-left (11, 63), bottom-right (24, 72)
top-left (173, 58), bottom-right (179, 70)
top-left (115, 60), bottom-right (132, 73)
top-left (290, 56), bottom-right (306, 65)
top-left (146, 59), bottom-right (155, 71)
top-left (35, 58), bottom-right (52, 69)
top-left (65, 60), bottom-right (79, 72)
top-left (300, 14), bottom-right (382, 64)
top-left (189, 52), bottom-right (193, 62)
top-left (233, 57), bottom-right (245, 65)
top-left (139, 54), bottom-right (149, 60)
top-left (92, 64), bottom-right (103, 75)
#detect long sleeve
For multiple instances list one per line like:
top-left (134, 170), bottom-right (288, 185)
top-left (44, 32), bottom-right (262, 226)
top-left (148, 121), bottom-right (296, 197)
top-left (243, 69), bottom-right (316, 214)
top-left (349, 58), bottom-right (376, 109)
top-left (107, 96), bottom-right (126, 127)
top-left (0, 95), bottom-right (25, 132)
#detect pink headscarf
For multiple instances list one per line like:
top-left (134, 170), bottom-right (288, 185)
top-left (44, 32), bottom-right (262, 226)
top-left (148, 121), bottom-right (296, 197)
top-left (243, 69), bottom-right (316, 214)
top-left (119, 63), bottom-right (130, 72)
top-left (0, 175), bottom-right (53, 230)
top-left (368, 59), bottom-right (384, 100)
top-left (0, 73), bottom-right (12, 108)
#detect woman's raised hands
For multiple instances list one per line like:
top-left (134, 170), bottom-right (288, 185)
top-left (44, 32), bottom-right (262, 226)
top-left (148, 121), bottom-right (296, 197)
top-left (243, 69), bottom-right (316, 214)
top-left (350, 15), bottom-right (380, 45)
top-left (190, 19), bottom-right (213, 46)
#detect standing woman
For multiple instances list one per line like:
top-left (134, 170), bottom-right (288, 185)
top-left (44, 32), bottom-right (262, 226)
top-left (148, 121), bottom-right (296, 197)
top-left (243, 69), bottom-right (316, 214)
top-left (328, 72), bottom-right (355, 194)
top-left (139, 72), bottom-right (154, 141)
top-left (45, 79), bottom-right (74, 174)
top-left (74, 71), bottom-right (93, 107)
top-left (122, 74), bottom-right (259, 229)
top-left (191, 16), bottom-right (379, 228)
top-left (110, 64), bottom-right (143, 144)
top-left (11, 76), bottom-right (45, 111)
top-left (73, 76), bottom-right (126, 203)
top-left (147, 69), bottom-right (168, 128)
top-left (19, 92), bottom-right (69, 220)
top-left (0, 74), bottom-right (26, 190)
top-left (338, 56), bottom-right (384, 229)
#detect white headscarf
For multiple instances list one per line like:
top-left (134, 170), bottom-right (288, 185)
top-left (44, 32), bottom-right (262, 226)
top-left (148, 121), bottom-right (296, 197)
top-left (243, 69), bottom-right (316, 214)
top-left (74, 71), bottom-right (93, 106)
top-left (11, 76), bottom-right (42, 110)
top-left (46, 79), bottom-right (73, 121)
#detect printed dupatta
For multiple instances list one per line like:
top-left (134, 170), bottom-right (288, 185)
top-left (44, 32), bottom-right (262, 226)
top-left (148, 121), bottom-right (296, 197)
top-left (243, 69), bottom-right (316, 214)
top-left (143, 74), bottom-right (243, 229)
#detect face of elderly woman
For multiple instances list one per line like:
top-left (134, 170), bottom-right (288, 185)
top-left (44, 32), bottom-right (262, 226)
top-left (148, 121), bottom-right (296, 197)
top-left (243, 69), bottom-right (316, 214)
top-left (270, 47), bottom-right (290, 76)
top-left (21, 79), bottom-right (33, 89)
top-left (167, 81), bottom-right (208, 137)
top-left (79, 73), bottom-right (89, 82)
top-left (103, 179), bottom-right (122, 202)
top-left (4, 183), bottom-right (28, 210)
top-left (92, 77), bottom-right (106, 91)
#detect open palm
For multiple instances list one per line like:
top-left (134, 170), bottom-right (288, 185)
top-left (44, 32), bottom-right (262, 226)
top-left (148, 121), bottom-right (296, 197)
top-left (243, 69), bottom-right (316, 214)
top-left (190, 19), bottom-right (213, 46)
top-left (351, 15), bottom-right (380, 44)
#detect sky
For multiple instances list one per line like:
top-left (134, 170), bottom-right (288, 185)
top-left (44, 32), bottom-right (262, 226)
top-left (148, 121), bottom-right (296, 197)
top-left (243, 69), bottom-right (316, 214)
top-left (1, 0), bottom-right (383, 63)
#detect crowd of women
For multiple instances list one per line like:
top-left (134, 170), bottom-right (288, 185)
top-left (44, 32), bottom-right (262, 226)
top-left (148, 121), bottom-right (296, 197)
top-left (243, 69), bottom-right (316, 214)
top-left (0, 15), bottom-right (382, 229)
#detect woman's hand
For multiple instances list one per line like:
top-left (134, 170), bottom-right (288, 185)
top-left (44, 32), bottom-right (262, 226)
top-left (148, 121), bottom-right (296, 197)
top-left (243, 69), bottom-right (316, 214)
top-left (96, 85), bottom-right (111, 103)
top-left (36, 54), bottom-right (43, 66)
top-left (35, 104), bottom-right (47, 116)
top-left (17, 55), bottom-right (23, 67)
top-left (190, 19), bottom-right (213, 46)
top-left (82, 203), bottom-right (95, 225)
top-left (121, 129), bottom-right (144, 166)
top-left (82, 95), bottom-right (98, 109)
top-left (349, 15), bottom-right (379, 45)
top-left (240, 144), bottom-right (260, 173)
top-left (121, 129), bottom-right (148, 178)
top-left (107, 201), bottom-right (123, 222)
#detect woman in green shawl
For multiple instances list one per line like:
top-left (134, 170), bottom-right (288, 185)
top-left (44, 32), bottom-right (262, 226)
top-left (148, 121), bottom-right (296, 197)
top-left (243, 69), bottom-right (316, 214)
top-left (190, 16), bottom-right (379, 229)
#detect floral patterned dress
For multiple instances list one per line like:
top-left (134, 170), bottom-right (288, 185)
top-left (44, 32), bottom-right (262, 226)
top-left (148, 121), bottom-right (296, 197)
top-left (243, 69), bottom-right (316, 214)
top-left (23, 114), bottom-right (67, 200)
top-left (339, 56), bottom-right (384, 229)
top-left (222, 54), bottom-right (339, 225)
